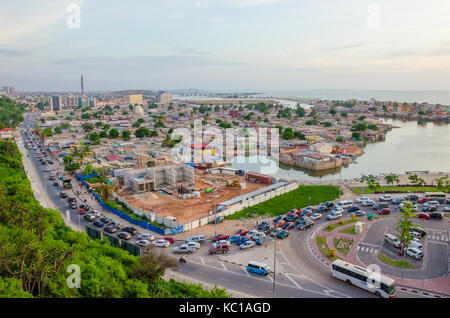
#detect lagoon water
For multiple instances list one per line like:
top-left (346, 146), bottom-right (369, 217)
top-left (231, 119), bottom-right (450, 182)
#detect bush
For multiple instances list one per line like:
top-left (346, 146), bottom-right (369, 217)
top-left (328, 249), bottom-right (337, 258)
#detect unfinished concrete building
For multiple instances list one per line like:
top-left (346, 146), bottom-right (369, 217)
top-left (120, 164), bottom-right (195, 194)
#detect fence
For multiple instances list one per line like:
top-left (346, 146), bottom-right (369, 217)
top-left (76, 174), bottom-right (183, 235)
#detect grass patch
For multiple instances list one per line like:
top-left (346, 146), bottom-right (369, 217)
top-left (84, 176), bottom-right (103, 184)
top-left (316, 236), bottom-right (340, 261)
top-left (323, 219), bottom-right (358, 232)
top-left (226, 185), bottom-right (340, 220)
top-left (352, 186), bottom-right (442, 195)
top-left (378, 253), bottom-right (414, 268)
top-left (339, 225), bottom-right (356, 235)
top-left (333, 238), bottom-right (353, 256)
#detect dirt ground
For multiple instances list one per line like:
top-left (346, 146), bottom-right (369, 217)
top-left (118, 172), bottom-right (267, 224)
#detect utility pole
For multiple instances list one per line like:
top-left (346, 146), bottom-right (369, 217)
top-left (213, 180), bottom-right (217, 238)
top-left (272, 237), bottom-right (277, 297)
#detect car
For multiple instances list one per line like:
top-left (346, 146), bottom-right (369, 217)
top-left (41, 161), bottom-right (46, 165)
top-left (163, 237), bottom-right (176, 243)
top-left (270, 228), bottom-right (283, 237)
top-left (53, 181), bottom-right (59, 187)
top-left (347, 206), bottom-right (360, 213)
top-left (285, 214), bottom-right (296, 222)
top-left (213, 240), bottom-right (230, 248)
top-left (373, 202), bottom-right (389, 210)
top-left (137, 233), bottom-right (155, 241)
top-left (209, 244), bottom-right (229, 254)
top-left (356, 197), bottom-right (370, 203)
top-left (108, 221), bottom-right (121, 229)
top-left (185, 241), bottom-right (201, 250)
top-left (405, 194), bottom-right (419, 202)
top-left (380, 194), bottom-right (393, 201)
top-left (93, 220), bottom-right (104, 227)
top-left (326, 211), bottom-right (342, 220)
top-left (135, 240), bottom-right (151, 247)
top-left (235, 229), bottom-right (250, 236)
top-left (153, 239), bottom-right (170, 247)
top-left (297, 219), bottom-right (314, 230)
top-left (257, 221), bottom-right (268, 230)
top-left (361, 199), bottom-right (376, 207)
top-left (422, 205), bottom-right (437, 212)
top-left (296, 216), bottom-right (310, 224)
top-left (444, 207), bottom-right (450, 212)
top-left (78, 208), bottom-right (86, 215)
top-left (310, 212), bottom-right (322, 221)
top-left (384, 233), bottom-right (401, 248)
top-left (409, 231), bottom-right (422, 239)
top-left (430, 212), bottom-right (444, 220)
top-left (68, 196), bottom-right (76, 203)
top-left (410, 226), bottom-right (427, 237)
top-left (425, 200), bottom-right (440, 206)
top-left (90, 210), bottom-right (101, 218)
top-left (407, 240), bottom-right (423, 251)
top-left (59, 191), bottom-right (68, 198)
top-left (283, 222), bottom-right (295, 230)
top-left (274, 219), bottom-right (285, 228)
top-left (245, 230), bottom-right (259, 239)
top-left (405, 246), bottom-right (423, 260)
top-left (239, 240), bottom-right (255, 250)
top-left (212, 234), bottom-right (230, 242)
top-left (49, 175), bottom-right (56, 180)
top-left (276, 230), bottom-right (289, 239)
top-left (251, 232), bottom-right (266, 241)
top-left (273, 216), bottom-right (283, 223)
top-left (329, 207), bottom-right (344, 214)
top-left (415, 212), bottom-right (430, 219)
top-left (84, 214), bottom-right (96, 222)
top-left (229, 234), bottom-right (242, 243)
top-left (122, 226), bottom-right (138, 235)
top-left (235, 237), bottom-right (249, 245)
top-left (104, 225), bottom-right (117, 233)
top-left (186, 235), bottom-right (205, 244)
top-left (418, 198), bottom-right (432, 204)
top-left (350, 210), bottom-right (366, 217)
top-left (392, 197), bottom-right (406, 205)
top-left (261, 225), bottom-right (272, 234)
top-left (69, 202), bottom-right (77, 209)
top-left (314, 205), bottom-right (329, 214)
top-left (100, 217), bottom-right (112, 224)
top-left (378, 208), bottom-right (391, 215)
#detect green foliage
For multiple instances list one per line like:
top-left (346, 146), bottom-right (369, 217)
top-left (122, 130), bottom-right (131, 141)
top-left (109, 128), bottom-right (119, 138)
top-left (135, 127), bottom-right (151, 138)
top-left (281, 127), bottom-right (294, 140)
top-left (54, 126), bottom-right (62, 134)
top-left (81, 123), bottom-right (94, 133)
top-left (368, 124), bottom-right (378, 130)
top-left (0, 95), bottom-right (24, 128)
top-left (336, 137), bottom-right (345, 142)
top-left (384, 173), bottom-right (400, 185)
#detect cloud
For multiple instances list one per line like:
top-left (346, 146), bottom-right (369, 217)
top-left (325, 43), bottom-right (366, 52)
top-left (171, 47), bottom-right (210, 55)
top-left (227, 0), bottom-right (284, 7)
top-left (380, 47), bottom-right (450, 59)
top-left (211, 17), bottom-right (225, 23)
top-left (0, 49), bottom-right (30, 57)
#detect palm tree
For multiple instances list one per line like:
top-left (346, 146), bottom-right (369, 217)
top-left (384, 173), bottom-right (400, 186)
top-left (97, 176), bottom-right (116, 200)
top-left (70, 147), bottom-right (81, 163)
top-left (396, 201), bottom-right (415, 255)
top-left (79, 145), bottom-right (91, 166)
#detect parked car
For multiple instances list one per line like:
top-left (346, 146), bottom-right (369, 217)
top-left (418, 198), bottom-right (432, 204)
top-left (422, 205), bottom-right (437, 212)
top-left (235, 237), bottom-right (249, 246)
top-left (100, 217), bottom-right (112, 224)
top-left (384, 233), bottom-right (401, 248)
top-left (409, 231), bottom-right (422, 239)
top-left (117, 232), bottom-right (132, 240)
top-left (93, 220), bottom-right (104, 227)
top-left (282, 222), bottom-right (294, 230)
top-left (78, 208), bottom-right (86, 215)
top-left (84, 214), bottom-right (96, 222)
top-left (251, 232), bottom-right (266, 241)
top-left (49, 175), bottom-right (56, 180)
top-left (348, 206), bottom-right (360, 213)
top-left (361, 199), bottom-right (376, 207)
top-left (239, 240), bottom-right (255, 250)
top-left (69, 202), bottom-right (77, 209)
top-left (274, 219), bottom-right (285, 228)
top-left (209, 244), bottom-right (229, 254)
top-left (350, 210), bottom-right (366, 217)
top-left (273, 216), bottom-right (283, 223)
top-left (122, 226), bottom-right (138, 235)
top-left (213, 240), bottom-right (231, 248)
top-left (285, 214), bottom-right (296, 222)
top-left (296, 216), bottom-right (310, 224)
top-left (212, 234), bottom-right (230, 242)
top-left (415, 212), bottom-right (430, 220)
top-left (163, 237), bottom-right (176, 243)
top-left (378, 208), bottom-right (391, 215)
top-left (314, 205), bottom-right (328, 214)
top-left (380, 194), bottom-right (393, 201)
top-left (270, 228), bottom-right (283, 237)
top-left (326, 211), bottom-right (342, 220)
top-left (104, 225), bottom-right (118, 233)
top-left (59, 191), bottom-right (68, 198)
top-left (310, 212), bottom-right (322, 221)
top-left (405, 194), bottom-right (419, 201)
top-left (245, 230), bottom-right (259, 239)
top-left (392, 197), bottom-right (406, 205)
top-left (297, 219), bottom-right (314, 230)
top-left (356, 197), bottom-right (370, 203)
top-left (407, 240), bottom-right (423, 251)
top-left (229, 234), bottom-right (242, 243)
top-left (235, 229), bottom-right (250, 237)
top-left (373, 202), bottom-right (389, 210)
top-left (405, 246), bottom-right (423, 260)
top-left (261, 225), bottom-right (273, 234)
top-left (135, 240), bottom-right (151, 247)
top-left (430, 212), bottom-right (444, 220)
top-left (174, 244), bottom-right (196, 254)
top-left (153, 239), bottom-right (170, 247)
top-left (410, 227), bottom-right (427, 237)
top-left (137, 233), bottom-right (155, 241)
top-left (276, 230), bottom-right (289, 239)
top-left (186, 235), bottom-right (205, 244)
top-left (257, 221), bottom-right (268, 230)
top-left (79, 204), bottom-right (90, 211)
top-left (185, 241), bottom-right (201, 250)
top-left (444, 207), bottom-right (450, 212)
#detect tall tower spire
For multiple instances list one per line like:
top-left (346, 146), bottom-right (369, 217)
top-left (81, 74), bottom-right (84, 95)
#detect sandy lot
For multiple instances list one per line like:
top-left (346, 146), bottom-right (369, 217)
top-left (118, 172), bottom-right (267, 224)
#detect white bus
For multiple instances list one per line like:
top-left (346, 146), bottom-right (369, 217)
top-left (424, 192), bottom-right (447, 203)
top-left (331, 259), bottom-right (397, 298)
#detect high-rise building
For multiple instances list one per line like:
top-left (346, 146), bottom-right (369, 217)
top-left (63, 95), bottom-right (78, 108)
top-left (51, 96), bottom-right (62, 111)
top-left (88, 96), bottom-right (96, 107)
top-left (125, 94), bottom-right (143, 105)
top-left (81, 75), bottom-right (84, 95)
top-left (78, 97), bottom-right (88, 108)
top-left (2, 86), bottom-right (14, 95)
top-left (155, 93), bottom-right (172, 105)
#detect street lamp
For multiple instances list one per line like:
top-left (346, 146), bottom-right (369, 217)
top-left (272, 236), bottom-right (277, 297)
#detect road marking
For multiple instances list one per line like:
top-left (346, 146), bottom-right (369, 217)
top-left (242, 267), bottom-right (251, 276)
top-left (357, 246), bottom-right (361, 251)
top-left (218, 277), bottom-right (229, 282)
top-left (360, 242), bottom-right (380, 248)
top-left (242, 283), bottom-right (252, 288)
top-left (266, 274), bottom-right (273, 282)
top-left (200, 257), bottom-right (205, 265)
top-left (285, 274), bottom-right (303, 290)
top-left (442, 236), bottom-right (446, 241)
top-left (370, 249), bottom-right (374, 253)
top-left (220, 261), bottom-right (227, 271)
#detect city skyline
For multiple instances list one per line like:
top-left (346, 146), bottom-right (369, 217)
top-left (1, 0), bottom-right (450, 91)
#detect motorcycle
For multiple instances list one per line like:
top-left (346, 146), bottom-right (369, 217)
top-left (179, 256), bottom-right (187, 263)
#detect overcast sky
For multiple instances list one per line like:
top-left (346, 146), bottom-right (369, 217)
top-left (1, 0), bottom-right (450, 92)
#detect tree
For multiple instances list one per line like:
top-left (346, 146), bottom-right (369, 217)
top-left (97, 176), bottom-right (116, 200)
top-left (54, 126), bottom-right (62, 134)
top-left (122, 130), bottom-right (131, 141)
top-left (109, 128), bottom-right (119, 138)
top-left (99, 130), bottom-right (108, 138)
top-left (336, 137), bottom-right (345, 142)
top-left (360, 174), bottom-right (380, 192)
top-left (352, 132), bottom-right (361, 139)
top-left (131, 254), bottom-right (178, 284)
top-left (434, 176), bottom-right (450, 192)
top-left (385, 173), bottom-right (400, 186)
top-left (81, 123), bottom-right (94, 133)
top-left (135, 127), bottom-right (151, 138)
top-left (295, 105), bottom-right (306, 117)
top-left (281, 127), bottom-right (294, 140)
top-left (329, 108), bottom-right (337, 116)
top-left (408, 174), bottom-right (425, 186)
top-left (340, 112), bottom-right (348, 118)
top-left (351, 122), bottom-right (368, 131)
top-left (368, 124), bottom-right (379, 131)
top-left (155, 121), bottom-right (165, 128)
top-left (397, 201), bottom-right (414, 255)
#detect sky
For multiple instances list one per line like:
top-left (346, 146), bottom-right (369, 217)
top-left (1, 0), bottom-right (450, 92)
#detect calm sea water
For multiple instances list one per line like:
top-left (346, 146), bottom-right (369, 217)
top-left (231, 119), bottom-right (450, 181)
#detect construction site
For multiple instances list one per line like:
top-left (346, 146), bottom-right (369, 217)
top-left (116, 167), bottom-right (269, 224)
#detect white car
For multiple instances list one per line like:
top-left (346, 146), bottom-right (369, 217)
top-left (245, 230), bottom-right (259, 239)
top-left (186, 235), bottom-right (205, 244)
top-left (407, 240), bottom-right (423, 251)
top-left (327, 211), bottom-right (342, 220)
top-left (361, 200), bottom-right (375, 207)
top-left (310, 212), bottom-right (322, 220)
top-left (137, 233), bottom-right (155, 241)
top-left (329, 207), bottom-right (343, 215)
top-left (185, 241), bottom-right (201, 250)
top-left (153, 239), bottom-right (170, 248)
top-left (405, 246), bottom-right (423, 260)
top-left (423, 201), bottom-right (440, 208)
top-left (380, 194), bottom-right (393, 201)
top-left (239, 240), bottom-right (255, 250)
top-left (356, 197), bottom-right (370, 203)
top-left (213, 240), bottom-right (231, 248)
top-left (174, 244), bottom-right (196, 254)
top-left (44, 167), bottom-right (50, 172)
top-left (135, 240), bottom-right (151, 247)
top-left (270, 228), bottom-right (282, 237)
top-left (444, 207), bottom-right (450, 212)
top-left (251, 232), bottom-right (266, 241)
